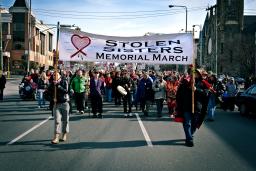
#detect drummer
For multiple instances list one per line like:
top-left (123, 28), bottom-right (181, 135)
top-left (120, 69), bottom-right (134, 117)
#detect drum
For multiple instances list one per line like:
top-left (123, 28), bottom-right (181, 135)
top-left (117, 85), bottom-right (127, 96)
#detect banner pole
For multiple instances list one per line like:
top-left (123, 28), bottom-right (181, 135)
top-left (54, 22), bottom-right (60, 108)
top-left (191, 28), bottom-right (195, 114)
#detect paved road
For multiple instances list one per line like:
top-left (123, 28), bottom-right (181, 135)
top-left (0, 78), bottom-right (256, 171)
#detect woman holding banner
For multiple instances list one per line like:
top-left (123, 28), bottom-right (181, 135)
top-left (50, 72), bottom-right (70, 144)
top-left (176, 67), bottom-right (211, 147)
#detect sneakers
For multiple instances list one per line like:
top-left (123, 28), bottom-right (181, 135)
top-left (124, 113), bottom-right (128, 117)
top-left (129, 113), bottom-right (133, 117)
top-left (60, 133), bottom-right (67, 142)
top-left (80, 111), bottom-right (84, 114)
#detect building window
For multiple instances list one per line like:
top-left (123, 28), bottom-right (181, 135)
top-left (49, 33), bottom-right (53, 51)
top-left (220, 43), bottom-right (224, 54)
top-left (36, 28), bottom-right (40, 37)
top-left (12, 13), bottom-right (25, 49)
top-left (40, 33), bottom-right (45, 55)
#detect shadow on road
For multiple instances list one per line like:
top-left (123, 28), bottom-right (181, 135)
top-left (205, 109), bottom-right (256, 169)
top-left (0, 138), bottom-right (186, 154)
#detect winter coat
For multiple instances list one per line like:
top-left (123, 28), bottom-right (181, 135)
top-left (137, 77), bottom-right (154, 102)
top-left (90, 78), bottom-right (105, 97)
top-left (152, 79), bottom-right (167, 100)
top-left (70, 76), bottom-right (86, 93)
top-left (47, 77), bottom-right (69, 104)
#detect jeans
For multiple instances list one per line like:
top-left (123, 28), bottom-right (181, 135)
top-left (140, 99), bottom-right (151, 116)
top-left (105, 88), bottom-right (112, 102)
top-left (207, 94), bottom-right (216, 119)
top-left (37, 89), bottom-right (45, 107)
top-left (155, 99), bottom-right (164, 116)
top-left (183, 112), bottom-right (196, 141)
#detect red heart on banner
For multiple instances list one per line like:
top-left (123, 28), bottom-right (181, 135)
top-left (70, 34), bottom-right (91, 58)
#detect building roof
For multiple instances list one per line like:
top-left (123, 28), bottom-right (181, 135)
top-left (243, 15), bottom-right (256, 33)
top-left (13, 0), bottom-right (29, 8)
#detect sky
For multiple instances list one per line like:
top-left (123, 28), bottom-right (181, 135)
top-left (2, 0), bottom-right (256, 39)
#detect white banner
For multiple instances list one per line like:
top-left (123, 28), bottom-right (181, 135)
top-left (59, 28), bottom-right (194, 65)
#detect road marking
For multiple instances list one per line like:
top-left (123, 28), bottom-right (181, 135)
top-left (7, 116), bottom-right (53, 145)
top-left (135, 113), bottom-right (153, 147)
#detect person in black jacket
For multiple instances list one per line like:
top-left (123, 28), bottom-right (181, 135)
top-left (0, 71), bottom-right (6, 101)
top-left (48, 72), bottom-right (70, 144)
top-left (176, 68), bottom-right (211, 147)
top-left (121, 70), bottom-right (134, 117)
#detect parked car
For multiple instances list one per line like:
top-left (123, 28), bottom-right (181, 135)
top-left (236, 84), bottom-right (256, 116)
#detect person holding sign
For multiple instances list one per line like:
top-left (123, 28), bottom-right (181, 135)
top-left (49, 72), bottom-right (70, 144)
top-left (176, 67), bottom-right (211, 147)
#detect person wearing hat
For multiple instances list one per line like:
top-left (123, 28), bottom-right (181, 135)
top-left (120, 70), bottom-right (134, 117)
top-left (176, 67), bottom-right (212, 147)
top-left (90, 69), bottom-right (105, 118)
top-left (152, 72), bottom-right (167, 117)
top-left (48, 72), bottom-right (70, 144)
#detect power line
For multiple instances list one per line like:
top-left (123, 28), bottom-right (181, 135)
top-left (33, 8), bottom-right (206, 20)
top-left (34, 12), bottom-right (182, 20)
top-left (34, 11), bottom-right (177, 17)
top-left (32, 6), bottom-right (207, 14)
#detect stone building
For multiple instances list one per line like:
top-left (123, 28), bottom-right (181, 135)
top-left (1, 0), bottom-right (54, 74)
top-left (201, 0), bottom-right (256, 77)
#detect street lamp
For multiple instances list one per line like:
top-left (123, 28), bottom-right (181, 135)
top-left (169, 5), bottom-right (188, 33)
top-left (193, 25), bottom-right (203, 67)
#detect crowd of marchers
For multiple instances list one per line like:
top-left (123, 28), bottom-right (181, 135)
top-left (1, 67), bottom-right (255, 147)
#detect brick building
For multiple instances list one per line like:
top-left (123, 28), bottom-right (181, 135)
top-left (1, 0), bottom-right (54, 74)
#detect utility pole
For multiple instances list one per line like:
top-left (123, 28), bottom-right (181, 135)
top-left (27, 0), bottom-right (32, 75)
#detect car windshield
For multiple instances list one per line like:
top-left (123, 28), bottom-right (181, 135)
top-left (247, 85), bottom-right (256, 95)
